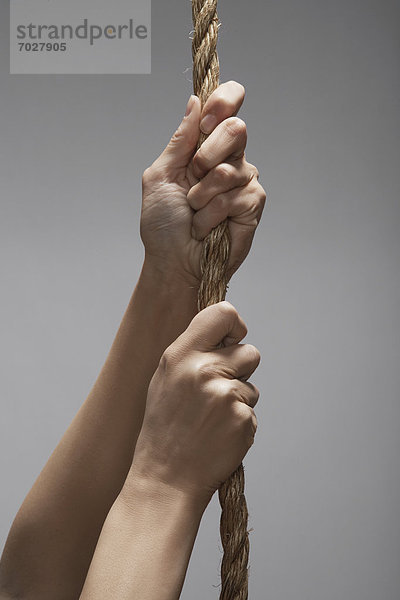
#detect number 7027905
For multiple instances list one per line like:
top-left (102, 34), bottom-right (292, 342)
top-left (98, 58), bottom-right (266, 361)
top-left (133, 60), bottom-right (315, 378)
top-left (18, 42), bottom-right (67, 51)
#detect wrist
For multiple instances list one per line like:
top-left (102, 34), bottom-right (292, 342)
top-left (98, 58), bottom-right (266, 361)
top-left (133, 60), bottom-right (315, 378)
top-left (141, 253), bottom-right (200, 296)
top-left (136, 256), bottom-right (199, 328)
top-left (89, 463), bottom-right (206, 599)
top-left (119, 468), bottom-right (208, 521)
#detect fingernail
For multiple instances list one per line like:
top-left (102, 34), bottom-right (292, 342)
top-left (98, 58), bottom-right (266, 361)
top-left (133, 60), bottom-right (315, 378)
top-left (185, 95), bottom-right (196, 117)
top-left (200, 113), bottom-right (217, 134)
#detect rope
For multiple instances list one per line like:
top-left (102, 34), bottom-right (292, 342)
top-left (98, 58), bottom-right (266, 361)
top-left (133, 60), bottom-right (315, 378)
top-left (191, 2), bottom-right (250, 598)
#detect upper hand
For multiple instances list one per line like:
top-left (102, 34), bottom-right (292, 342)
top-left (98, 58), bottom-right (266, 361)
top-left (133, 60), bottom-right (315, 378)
top-left (140, 81), bottom-right (267, 287)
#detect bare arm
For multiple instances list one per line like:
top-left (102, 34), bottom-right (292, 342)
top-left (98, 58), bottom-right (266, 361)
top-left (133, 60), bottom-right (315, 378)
top-left (0, 266), bottom-right (197, 599)
top-left (0, 81), bottom-right (266, 599)
top-left (80, 303), bottom-right (260, 600)
top-left (79, 478), bottom-right (204, 600)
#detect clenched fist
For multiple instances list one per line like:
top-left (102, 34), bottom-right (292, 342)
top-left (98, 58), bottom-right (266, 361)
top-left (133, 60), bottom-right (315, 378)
top-left (128, 301), bottom-right (260, 508)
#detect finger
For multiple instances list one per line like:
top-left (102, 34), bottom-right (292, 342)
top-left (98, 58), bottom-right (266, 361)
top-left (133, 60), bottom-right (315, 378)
top-left (199, 81), bottom-right (245, 135)
top-left (239, 382), bottom-right (260, 409)
top-left (211, 343), bottom-right (261, 382)
top-left (234, 402), bottom-right (258, 440)
top-left (191, 117), bottom-right (247, 179)
top-left (192, 179), bottom-right (266, 241)
top-left (156, 95), bottom-right (202, 171)
top-left (182, 302), bottom-right (247, 351)
top-left (235, 381), bottom-right (260, 409)
top-left (187, 160), bottom-right (254, 211)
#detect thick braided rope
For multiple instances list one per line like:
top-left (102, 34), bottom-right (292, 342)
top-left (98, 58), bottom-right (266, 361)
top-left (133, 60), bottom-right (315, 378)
top-left (191, 2), bottom-right (250, 598)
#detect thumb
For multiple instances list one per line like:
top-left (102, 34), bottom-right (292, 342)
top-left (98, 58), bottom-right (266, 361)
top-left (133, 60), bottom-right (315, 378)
top-left (158, 95), bottom-right (201, 170)
top-left (180, 302), bottom-right (248, 352)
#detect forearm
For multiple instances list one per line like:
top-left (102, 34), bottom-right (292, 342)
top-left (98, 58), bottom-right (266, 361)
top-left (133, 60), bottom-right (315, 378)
top-left (80, 476), bottom-right (205, 600)
top-left (0, 258), bottom-right (198, 599)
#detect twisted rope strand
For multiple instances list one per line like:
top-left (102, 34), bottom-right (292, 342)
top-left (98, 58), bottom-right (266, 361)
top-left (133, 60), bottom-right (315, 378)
top-left (191, 1), bottom-right (250, 598)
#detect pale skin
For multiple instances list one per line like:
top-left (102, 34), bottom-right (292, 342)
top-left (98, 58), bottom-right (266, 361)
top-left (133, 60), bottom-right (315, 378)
top-left (80, 302), bottom-right (260, 600)
top-left (0, 81), bottom-right (266, 600)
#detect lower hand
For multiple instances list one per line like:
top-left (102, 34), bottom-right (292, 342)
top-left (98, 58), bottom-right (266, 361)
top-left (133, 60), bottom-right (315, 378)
top-left (127, 301), bottom-right (260, 508)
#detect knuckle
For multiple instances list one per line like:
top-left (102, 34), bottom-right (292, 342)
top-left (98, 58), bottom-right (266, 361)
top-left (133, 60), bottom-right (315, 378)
top-left (259, 187), bottom-right (267, 207)
top-left (196, 359), bottom-right (216, 382)
top-left (251, 412), bottom-right (258, 434)
top-left (172, 125), bottom-right (194, 154)
top-left (212, 86), bottom-right (238, 114)
top-left (223, 381), bottom-right (255, 411)
top-left (244, 407), bottom-right (257, 433)
top-left (214, 163), bottom-right (233, 183)
top-left (230, 399), bottom-right (258, 444)
top-left (171, 124), bottom-right (184, 144)
top-left (224, 116), bottom-right (247, 138)
top-left (216, 300), bottom-right (238, 321)
top-left (211, 380), bottom-right (241, 412)
top-left (242, 188), bottom-right (266, 225)
top-left (244, 162), bottom-right (259, 181)
top-left (236, 381), bottom-right (260, 409)
top-left (142, 166), bottom-right (155, 186)
top-left (224, 380), bottom-right (241, 402)
top-left (232, 401), bottom-right (251, 424)
top-left (211, 193), bottom-right (227, 213)
top-left (248, 194), bottom-right (261, 214)
top-left (245, 344), bottom-right (261, 368)
top-left (192, 150), bottom-right (207, 174)
top-left (247, 412), bottom-right (258, 446)
top-left (249, 200), bottom-right (261, 220)
top-left (247, 169), bottom-right (260, 188)
top-left (216, 379), bottom-right (237, 403)
top-left (192, 307), bottom-right (213, 333)
top-left (158, 346), bottom-right (176, 371)
top-left (240, 197), bottom-right (261, 229)
top-left (252, 385), bottom-right (260, 405)
top-left (244, 383), bottom-right (260, 409)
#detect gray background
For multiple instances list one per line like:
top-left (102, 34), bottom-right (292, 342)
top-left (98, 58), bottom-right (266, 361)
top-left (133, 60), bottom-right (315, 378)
top-left (1, 0), bottom-right (399, 598)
